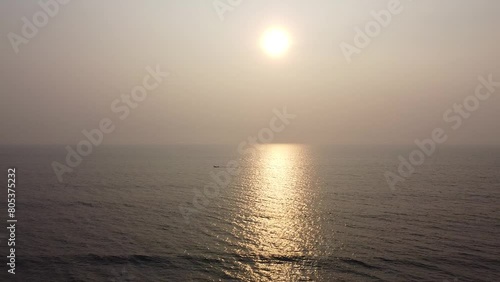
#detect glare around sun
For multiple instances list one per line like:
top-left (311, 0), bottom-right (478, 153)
top-left (260, 27), bottom-right (290, 58)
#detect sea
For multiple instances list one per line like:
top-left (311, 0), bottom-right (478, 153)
top-left (0, 144), bottom-right (499, 281)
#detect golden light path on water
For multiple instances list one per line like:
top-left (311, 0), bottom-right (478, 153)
top-left (228, 144), bottom-right (322, 281)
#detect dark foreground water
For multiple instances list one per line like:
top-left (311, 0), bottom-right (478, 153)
top-left (0, 144), bottom-right (499, 281)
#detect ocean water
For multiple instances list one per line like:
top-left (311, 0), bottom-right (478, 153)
top-left (0, 144), bottom-right (499, 281)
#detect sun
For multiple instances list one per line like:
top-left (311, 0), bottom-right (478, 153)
top-left (260, 27), bottom-right (291, 58)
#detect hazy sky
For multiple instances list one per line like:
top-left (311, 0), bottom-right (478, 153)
top-left (1, 0), bottom-right (499, 145)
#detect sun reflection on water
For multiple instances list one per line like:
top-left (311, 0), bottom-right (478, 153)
top-left (231, 144), bottom-right (320, 281)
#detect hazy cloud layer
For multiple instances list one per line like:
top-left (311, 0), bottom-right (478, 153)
top-left (1, 0), bottom-right (499, 145)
